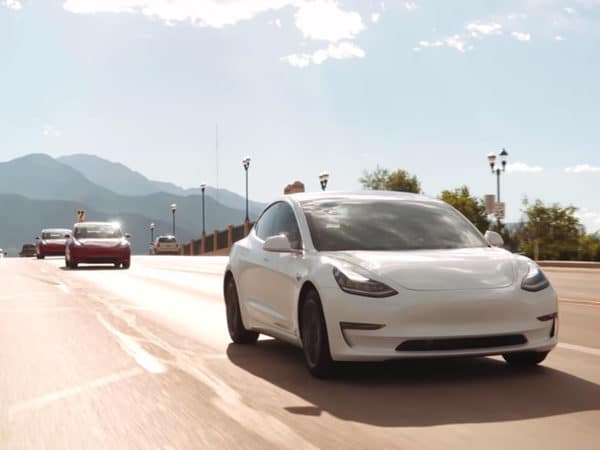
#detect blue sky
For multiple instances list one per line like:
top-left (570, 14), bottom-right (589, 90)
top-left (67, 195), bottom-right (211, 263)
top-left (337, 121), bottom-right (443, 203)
top-left (1, 0), bottom-right (599, 231)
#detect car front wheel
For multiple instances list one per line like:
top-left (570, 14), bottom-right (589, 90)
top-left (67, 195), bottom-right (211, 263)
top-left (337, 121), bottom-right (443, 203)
top-left (300, 289), bottom-right (336, 378)
top-left (122, 261), bottom-right (130, 269)
top-left (503, 351), bottom-right (549, 367)
top-left (224, 276), bottom-right (258, 345)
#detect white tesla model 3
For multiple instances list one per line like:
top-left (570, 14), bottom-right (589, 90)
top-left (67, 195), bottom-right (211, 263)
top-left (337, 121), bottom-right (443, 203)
top-left (224, 192), bottom-right (558, 377)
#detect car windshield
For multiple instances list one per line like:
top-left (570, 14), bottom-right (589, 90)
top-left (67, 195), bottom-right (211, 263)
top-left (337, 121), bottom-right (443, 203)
top-left (42, 231), bottom-right (66, 239)
top-left (74, 224), bottom-right (122, 239)
top-left (302, 198), bottom-right (488, 252)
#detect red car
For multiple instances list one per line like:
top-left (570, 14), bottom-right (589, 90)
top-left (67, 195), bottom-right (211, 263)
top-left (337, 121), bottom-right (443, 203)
top-left (65, 222), bottom-right (131, 269)
top-left (35, 228), bottom-right (71, 259)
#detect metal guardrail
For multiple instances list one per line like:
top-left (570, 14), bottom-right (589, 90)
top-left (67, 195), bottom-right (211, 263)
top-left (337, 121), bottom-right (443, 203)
top-left (538, 261), bottom-right (600, 269)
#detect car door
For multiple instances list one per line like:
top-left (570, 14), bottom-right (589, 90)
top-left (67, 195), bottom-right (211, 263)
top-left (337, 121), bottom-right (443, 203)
top-left (237, 202), bottom-right (285, 329)
top-left (255, 202), bottom-right (305, 335)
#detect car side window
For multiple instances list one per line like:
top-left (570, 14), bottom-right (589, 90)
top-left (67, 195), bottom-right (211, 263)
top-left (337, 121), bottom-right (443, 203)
top-left (255, 202), bottom-right (302, 249)
top-left (255, 203), bottom-right (283, 240)
top-left (277, 203), bottom-right (303, 250)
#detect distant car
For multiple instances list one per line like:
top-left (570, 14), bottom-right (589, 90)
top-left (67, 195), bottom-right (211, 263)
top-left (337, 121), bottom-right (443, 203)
top-left (151, 235), bottom-right (180, 255)
top-left (35, 228), bottom-right (71, 259)
top-left (19, 244), bottom-right (36, 257)
top-left (65, 222), bottom-right (131, 269)
top-left (224, 191), bottom-right (558, 377)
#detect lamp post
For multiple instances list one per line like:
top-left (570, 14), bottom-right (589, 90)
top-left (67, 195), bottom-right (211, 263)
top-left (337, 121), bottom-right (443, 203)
top-left (487, 149), bottom-right (508, 203)
top-left (150, 222), bottom-right (155, 245)
top-left (200, 183), bottom-right (206, 236)
top-left (170, 203), bottom-right (177, 236)
top-left (242, 156), bottom-right (251, 222)
top-left (319, 171), bottom-right (330, 191)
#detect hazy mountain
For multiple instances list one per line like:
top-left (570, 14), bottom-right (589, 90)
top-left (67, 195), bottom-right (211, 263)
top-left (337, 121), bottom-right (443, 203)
top-left (0, 154), bottom-right (116, 203)
top-left (0, 194), bottom-right (191, 256)
top-left (58, 153), bottom-right (265, 216)
top-left (0, 154), bottom-right (264, 255)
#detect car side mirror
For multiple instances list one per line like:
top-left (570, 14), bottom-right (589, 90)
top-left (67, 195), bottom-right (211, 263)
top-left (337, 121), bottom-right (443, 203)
top-left (263, 235), bottom-right (299, 253)
top-left (35, 236), bottom-right (40, 240)
top-left (125, 233), bottom-right (131, 239)
top-left (484, 230), bottom-right (504, 247)
top-left (64, 233), bottom-right (71, 239)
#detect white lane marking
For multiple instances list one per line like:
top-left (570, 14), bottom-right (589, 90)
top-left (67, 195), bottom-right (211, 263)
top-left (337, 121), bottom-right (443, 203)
top-left (8, 368), bottom-right (143, 420)
top-left (96, 313), bottom-right (166, 374)
top-left (56, 283), bottom-right (70, 294)
top-left (558, 342), bottom-right (600, 357)
top-left (560, 297), bottom-right (600, 306)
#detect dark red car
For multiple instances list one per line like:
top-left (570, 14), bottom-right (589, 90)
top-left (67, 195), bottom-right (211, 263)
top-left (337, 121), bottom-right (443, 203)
top-left (35, 228), bottom-right (71, 259)
top-left (65, 222), bottom-right (131, 269)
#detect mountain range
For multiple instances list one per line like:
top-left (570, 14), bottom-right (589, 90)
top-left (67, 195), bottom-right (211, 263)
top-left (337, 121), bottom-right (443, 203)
top-left (0, 154), bottom-right (265, 255)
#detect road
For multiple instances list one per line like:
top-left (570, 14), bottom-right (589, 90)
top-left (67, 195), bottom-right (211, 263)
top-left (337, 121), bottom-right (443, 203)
top-left (1, 257), bottom-right (599, 450)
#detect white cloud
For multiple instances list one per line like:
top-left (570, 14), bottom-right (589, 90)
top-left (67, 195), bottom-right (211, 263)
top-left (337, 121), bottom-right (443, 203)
top-left (466, 22), bottom-right (502, 38)
top-left (294, 0), bottom-right (365, 43)
top-left (444, 34), bottom-right (466, 52)
top-left (3, 0), bottom-right (22, 10)
top-left (43, 125), bottom-right (62, 138)
top-left (555, 35), bottom-right (565, 41)
top-left (404, 2), bottom-right (417, 11)
top-left (506, 162), bottom-right (544, 173)
top-left (371, 12), bottom-right (380, 23)
top-left (64, 0), bottom-right (367, 65)
top-left (565, 164), bottom-right (600, 173)
top-left (281, 41), bottom-right (365, 67)
top-left (577, 209), bottom-right (600, 232)
top-left (511, 31), bottom-right (531, 41)
top-left (564, 7), bottom-right (576, 14)
top-left (63, 0), bottom-right (294, 28)
top-left (418, 35), bottom-right (466, 52)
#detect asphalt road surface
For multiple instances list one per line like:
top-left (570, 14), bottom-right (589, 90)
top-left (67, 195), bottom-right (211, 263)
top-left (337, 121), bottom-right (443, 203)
top-left (1, 256), bottom-right (599, 450)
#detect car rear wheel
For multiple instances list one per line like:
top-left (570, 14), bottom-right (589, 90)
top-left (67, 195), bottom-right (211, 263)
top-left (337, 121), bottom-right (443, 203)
top-left (122, 261), bottom-right (130, 269)
top-left (224, 276), bottom-right (258, 345)
top-left (503, 351), bottom-right (549, 367)
top-left (300, 289), bottom-right (336, 378)
top-left (36, 254), bottom-right (44, 260)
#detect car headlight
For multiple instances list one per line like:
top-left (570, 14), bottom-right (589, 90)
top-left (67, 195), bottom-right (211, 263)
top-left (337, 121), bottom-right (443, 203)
top-left (521, 262), bottom-right (550, 292)
top-left (332, 267), bottom-right (398, 298)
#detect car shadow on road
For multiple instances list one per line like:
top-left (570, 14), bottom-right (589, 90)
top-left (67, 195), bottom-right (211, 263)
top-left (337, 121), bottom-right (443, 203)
top-left (58, 265), bottom-right (124, 271)
top-left (227, 340), bottom-right (600, 427)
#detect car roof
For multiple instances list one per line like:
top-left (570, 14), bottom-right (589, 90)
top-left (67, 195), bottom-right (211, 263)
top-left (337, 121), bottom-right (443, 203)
top-left (280, 190), bottom-right (442, 205)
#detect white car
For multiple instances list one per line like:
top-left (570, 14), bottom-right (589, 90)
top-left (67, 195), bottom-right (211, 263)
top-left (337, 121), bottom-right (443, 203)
top-left (224, 191), bottom-right (558, 377)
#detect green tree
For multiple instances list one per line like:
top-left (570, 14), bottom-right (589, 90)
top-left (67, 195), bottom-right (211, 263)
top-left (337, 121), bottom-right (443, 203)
top-left (439, 186), bottom-right (490, 233)
top-left (360, 166), bottom-right (421, 193)
top-left (516, 199), bottom-right (582, 260)
top-left (578, 233), bottom-right (600, 261)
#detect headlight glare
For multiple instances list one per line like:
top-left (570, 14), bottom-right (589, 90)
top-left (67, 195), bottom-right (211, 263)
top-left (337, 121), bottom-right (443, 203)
top-left (333, 267), bottom-right (398, 298)
top-left (521, 262), bottom-right (550, 292)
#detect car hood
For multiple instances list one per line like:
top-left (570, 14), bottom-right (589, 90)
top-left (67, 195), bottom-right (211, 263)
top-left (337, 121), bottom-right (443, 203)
top-left (77, 238), bottom-right (124, 247)
top-left (326, 248), bottom-right (517, 291)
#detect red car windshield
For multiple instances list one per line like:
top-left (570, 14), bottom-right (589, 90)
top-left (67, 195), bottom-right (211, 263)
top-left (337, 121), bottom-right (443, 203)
top-left (74, 225), bottom-right (122, 239)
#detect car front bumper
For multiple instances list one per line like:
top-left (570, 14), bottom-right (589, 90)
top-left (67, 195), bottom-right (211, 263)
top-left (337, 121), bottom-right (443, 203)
top-left (320, 285), bottom-right (558, 362)
top-left (69, 246), bottom-right (131, 264)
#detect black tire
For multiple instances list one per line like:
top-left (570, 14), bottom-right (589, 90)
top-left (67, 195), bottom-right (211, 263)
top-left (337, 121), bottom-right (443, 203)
top-left (503, 351), bottom-right (549, 367)
top-left (36, 254), bottom-right (44, 260)
top-left (300, 289), bottom-right (336, 378)
top-left (224, 276), bottom-right (258, 344)
top-left (122, 261), bottom-right (130, 269)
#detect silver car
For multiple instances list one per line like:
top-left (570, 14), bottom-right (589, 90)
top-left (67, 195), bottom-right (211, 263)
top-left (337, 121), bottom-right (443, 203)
top-left (152, 235), bottom-right (180, 255)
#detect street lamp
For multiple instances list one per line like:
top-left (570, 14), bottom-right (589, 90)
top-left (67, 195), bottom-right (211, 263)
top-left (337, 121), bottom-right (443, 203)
top-left (170, 203), bottom-right (177, 236)
top-left (150, 222), bottom-right (155, 244)
top-left (319, 171), bottom-right (330, 191)
top-left (200, 183), bottom-right (206, 236)
top-left (242, 156), bottom-right (251, 222)
top-left (487, 148), bottom-right (509, 202)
